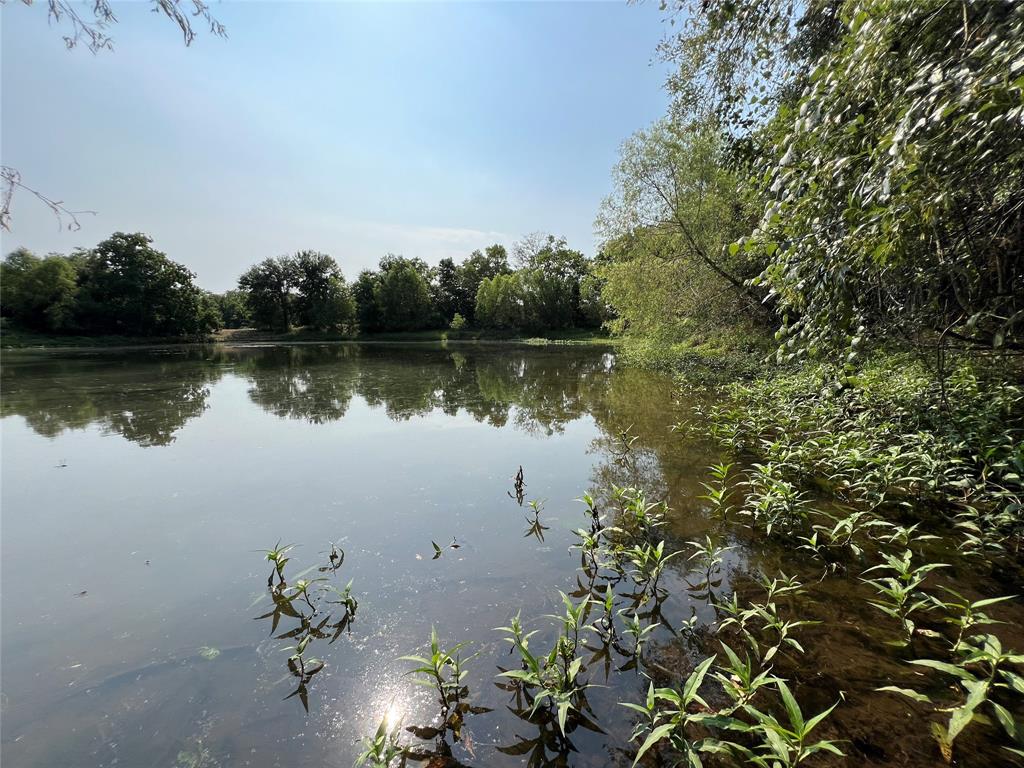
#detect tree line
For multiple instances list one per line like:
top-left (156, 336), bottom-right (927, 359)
top-left (1, 231), bottom-right (609, 338)
top-left (1, 232), bottom-right (220, 337)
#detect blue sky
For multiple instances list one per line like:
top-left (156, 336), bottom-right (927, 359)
top-left (1, 1), bottom-right (670, 291)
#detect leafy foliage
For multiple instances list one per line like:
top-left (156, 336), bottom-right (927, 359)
top-left (2, 233), bottom-right (218, 337)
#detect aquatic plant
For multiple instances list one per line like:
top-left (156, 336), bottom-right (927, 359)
top-left (319, 541), bottom-right (345, 573)
top-left (623, 651), bottom-right (842, 768)
top-left (577, 491), bottom-right (603, 531)
top-left (623, 540), bottom-right (678, 597)
top-left (880, 631), bottom-right (1024, 760)
top-left (733, 681), bottom-right (843, 767)
top-left (609, 485), bottom-right (667, 539)
top-left (699, 461), bottom-right (735, 519)
top-left (623, 657), bottom-right (725, 767)
top-left (431, 537), bottom-right (461, 559)
top-left (739, 462), bottom-right (809, 538)
top-left (509, 464), bottom-right (526, 506)
top-left (497, 594), bottom-right (595, 737)
top-left (254, 540), bottom-right (359, 712)
top-left (619, 609), bottom-right (659, 660)
top-left (713, 642), bottom-right (780, 709)
top-left (400, 628), bottom-right (479, 739)
top-left (718, 575), bottom-right (816, 663)
top-left (686, 534), bottom-right (732, 599)
top-left (861, 549), bottom-right (947, 646)
top-left (261, 541), bottom-right (295, 587)
top-left (354, 716), bottom-right (405, 768)
top-left (935, 588), bottom-right (1015, 654)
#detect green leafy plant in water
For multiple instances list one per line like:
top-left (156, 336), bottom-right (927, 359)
top-left (571, 525), bottom-right (603, 572)
top-left (618, 609), bottom-right (659, 660)
top-left (323, 579), bottom-right (359, 639)
top-left (261, 541), bottom-right (295, 587)
top-left (733, 681), bottom-right (843, 767)
top-left (355, 715), bottom-right (406, 768)
top-left (623, 540), bottom-right (679, 598)
top-left (523, 499), bottom-right (550, 543)
top-left (878, 601), bottom-right (1024, 762)
top-left (430, 537), bottom-right (461, 560)
top-left (936, 588), bottom-right (1015, 654)
top-left (739, 463), bottom-right (809, 539)
top-left (699, 462), bottom-right (735, 520)
top-left (861, 548), bottom-right (947, 646)
top-left (610, 485), bottom-right (667, 539)
top-left (713, 642), bottom-right (780, 709)
top-left (719, 574), bottom-right (816, 663)
top-left (399, 627), bottom-right (487, 744)
top-left (496, 594), bottom-right (595, 737)
top-left (622, 647), bottom-right (841, 768)
top-left (622, 656), bottom-right (731, 767)
top-left (797, 509), bottom-right (885, 573)
top-left (686, 534), bottom-right (733, 600)
top-left (577, 491), bottom-right (603, 532)
top-left (254, 540), bottom-right (359, 712)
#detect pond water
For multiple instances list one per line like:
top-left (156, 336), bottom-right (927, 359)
top-left (1, 343), bottom-right (1020, 768)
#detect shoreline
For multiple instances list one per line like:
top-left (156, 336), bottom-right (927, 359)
top-left (0, 328), bottom-right (618, 352)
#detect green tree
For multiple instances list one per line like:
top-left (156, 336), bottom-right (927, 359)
top-left (197, 291), bottom-right (223, 332)
top-left (214, 289), bottom-right (252, 329)
top-left (75, 232), bottom-right (213, 336)
top-left (458, 244), bottom-right (510, 322)
top-left (292, 250), bottom-right (356, 331)
top-left (238, 256), bottom-right (297, 331)
top-left (373, 256), bottom-right (436, 331)
top-left (0, 247), bottom-right (79, 331)
top-left (353, 269), bottom-right (383, 333)
top-left (476, 273), bottom-right (525, 330)
top-left (746, 1), bottom-right (1024, 358)
top-left (433, 257), bottom-right (462, 325)
top-left (514, 235), bottom-right (591, 330)
top-left (597, 122), bottom-right (763, 328)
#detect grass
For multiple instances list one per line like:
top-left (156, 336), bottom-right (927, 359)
top-left (0, 318), bottom-right (213, 349)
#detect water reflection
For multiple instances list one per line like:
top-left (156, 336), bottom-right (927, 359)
top-left (2, 344), bottom-right (720, 519)
top-left (1, 344), bottom-right (622, 442)
top-left (0, 352), bottom-right (220, 446)
top-left (0, 343), bottom-right (724, 768)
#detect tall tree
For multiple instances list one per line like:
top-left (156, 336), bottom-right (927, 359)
top-left (373, 256), bottom-right (435, 331)
top-left (291, 250), bottom-right (356, 330)
top-left (74, 232), bottom-right (213, 336)
top-left (458, 244), bottom-right (510, 322)
top-left (597, 122), bottom-right (764, 319)
top-left (238, 256), bottom-right (297, 331)
top-left (432, 257), bottom-right (462, 324)
top-left (352, 270), bottom-right (383, 333)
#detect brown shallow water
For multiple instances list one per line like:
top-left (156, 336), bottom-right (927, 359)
top-left (1, 343), bottom-right (1021, 767)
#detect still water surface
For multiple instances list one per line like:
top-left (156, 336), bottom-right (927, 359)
top-left (1, 344), bottom-right (720, 768)
top-left (1, 344), bottom-right (1020, 768)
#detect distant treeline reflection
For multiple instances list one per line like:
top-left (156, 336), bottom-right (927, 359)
top-left (0, 345), bottom-right (670, 447)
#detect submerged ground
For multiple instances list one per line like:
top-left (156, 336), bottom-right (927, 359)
top-left (0, 344), bottom-right (1020, 767)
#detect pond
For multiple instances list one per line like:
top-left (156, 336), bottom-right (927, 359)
top-left (1, 343), bottom-right (1020, 768)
